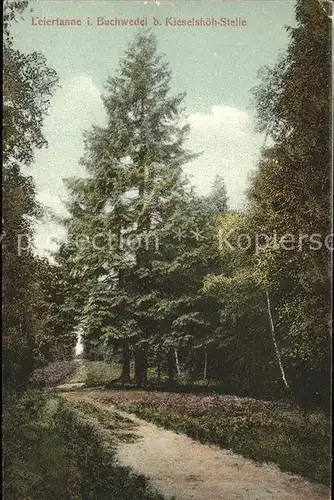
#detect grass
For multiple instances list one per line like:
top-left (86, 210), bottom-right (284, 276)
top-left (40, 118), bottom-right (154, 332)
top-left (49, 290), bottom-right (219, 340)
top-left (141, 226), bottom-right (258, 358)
top-left (67, 397), bottom-right (139, 443)
top-left (67, 360), bottom-right (124, 386)
top-left (3, 390), bottom-right (167, 500)
top-left (9, 361), bottom-right (329, 497)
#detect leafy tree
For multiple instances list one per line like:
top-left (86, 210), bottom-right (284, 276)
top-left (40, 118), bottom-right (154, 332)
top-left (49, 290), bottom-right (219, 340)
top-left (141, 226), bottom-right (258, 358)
top-left (151, 195), bottom-right (221, 383)
top-left (3, 0), bottom-right (59, 387)
top-left (3, 0), bottom-right (58, 166)
top-left (248, 0), bottom-right (331, 407)
top-left (31, 258), bottom-right (78, 363)
top-left (203, 213), bottom-right (285, 398)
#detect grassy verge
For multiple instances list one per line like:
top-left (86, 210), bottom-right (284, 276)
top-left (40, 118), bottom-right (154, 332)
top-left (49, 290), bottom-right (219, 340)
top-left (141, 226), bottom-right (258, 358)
top-left (93, 390), bottom-right (331, 486)
top-left (67, 360), bottom-right (123, 386)
top-left (3, 390), bottom-right (166, 500)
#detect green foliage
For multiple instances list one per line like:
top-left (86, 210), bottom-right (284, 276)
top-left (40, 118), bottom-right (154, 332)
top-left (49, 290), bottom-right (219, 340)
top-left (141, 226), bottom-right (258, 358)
top-left (248, 0), bottom-right (331, 405)
top-left (81, 361), bottom-right (123, 387)
top-left (201, 0), bottom-right (331, 407)
top-left (3, 0), bottom-right (59, 166)
top-left (3, 1), bottom-right (331, 496)
top-left (3, 0), bottom-right (61, 388)
top-left (29, 361), bottom-right (79, 388)
top-left (31, 258), bottom-right (78, 362)
top-left (3, 391), bottom-right (167, 500)
top-left (3, 392), bottom-right (72, 500)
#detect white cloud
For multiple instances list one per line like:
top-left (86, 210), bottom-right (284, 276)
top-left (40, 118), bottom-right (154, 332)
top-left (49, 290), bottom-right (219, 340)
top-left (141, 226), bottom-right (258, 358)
top-left (185, 104), bottom-right (263, 209)
top-left (29, 75), bottom-right (106, 255)
top-left (33, 220), bottom-right (67, 259)
top-left (31, 74), bottom-right (106, 208)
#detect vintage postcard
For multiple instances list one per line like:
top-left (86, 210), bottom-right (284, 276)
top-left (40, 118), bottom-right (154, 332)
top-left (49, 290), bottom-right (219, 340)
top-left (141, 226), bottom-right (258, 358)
top-left (3, 0), bottom-right (332, 499)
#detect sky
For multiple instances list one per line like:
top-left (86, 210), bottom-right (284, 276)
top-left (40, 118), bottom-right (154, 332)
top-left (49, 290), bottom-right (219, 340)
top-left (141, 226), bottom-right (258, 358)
top-left (11, 0), bottom-right (297, 255)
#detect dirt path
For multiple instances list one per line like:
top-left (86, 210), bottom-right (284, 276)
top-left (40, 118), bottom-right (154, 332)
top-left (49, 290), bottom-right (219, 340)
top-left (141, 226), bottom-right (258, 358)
top-left (62, 391), bottom-right (330, 500)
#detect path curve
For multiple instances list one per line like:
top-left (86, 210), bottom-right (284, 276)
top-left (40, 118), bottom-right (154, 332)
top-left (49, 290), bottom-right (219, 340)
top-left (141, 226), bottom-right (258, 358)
top-left (62, 391), bottom-right (330, 500)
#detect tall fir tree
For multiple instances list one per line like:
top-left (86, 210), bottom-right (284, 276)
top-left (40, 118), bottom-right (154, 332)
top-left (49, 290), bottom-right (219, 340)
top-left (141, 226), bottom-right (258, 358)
top-left (65, 31), bottom-right (198, 386)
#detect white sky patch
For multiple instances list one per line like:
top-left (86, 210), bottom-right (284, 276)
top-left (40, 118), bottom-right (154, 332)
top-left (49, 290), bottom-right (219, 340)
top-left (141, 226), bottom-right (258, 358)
top-left (31, 75), bottom-right (106, 213)
top-left (29, 75), bottom-right (106, 256)
top-left (185, 104), bottom-right (263, 210)
top-left (33, 221), bottom-right (67, 259)
top-left (75, 329), bottom-right (84, 356)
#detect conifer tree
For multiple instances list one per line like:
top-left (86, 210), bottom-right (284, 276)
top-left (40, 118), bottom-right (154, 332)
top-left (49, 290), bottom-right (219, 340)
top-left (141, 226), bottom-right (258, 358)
top-left (65, 31), bottom-right (197, 386)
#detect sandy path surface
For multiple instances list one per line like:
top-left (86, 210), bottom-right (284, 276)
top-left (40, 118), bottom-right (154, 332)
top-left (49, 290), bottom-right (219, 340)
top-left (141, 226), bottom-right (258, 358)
top-left (62, 391), bottom-right (330, 500)
top-left (54, 382), bottom-right (86, 390)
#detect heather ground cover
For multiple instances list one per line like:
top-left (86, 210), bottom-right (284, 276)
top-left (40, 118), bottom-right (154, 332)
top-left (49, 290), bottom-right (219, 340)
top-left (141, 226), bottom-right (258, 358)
top-left (88, 390), bottom-right (331, 486)
top-left (29, 360), bottom-right (79, 387)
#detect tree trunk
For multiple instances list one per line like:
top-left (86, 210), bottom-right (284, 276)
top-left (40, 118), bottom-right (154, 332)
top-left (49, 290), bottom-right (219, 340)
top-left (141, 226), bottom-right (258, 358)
top-left (121, 341), bottom-right (130, 381)
top-left (203, 350), bottom-right (208, 380)
top-left (266, 290), bottom-right (290, 391)
top-left (135, 347), bottom-right (148, 388)
top-left (142, 350), bottom-right (148, 387)
top-left (135, 349), bottom-right (143, 388)
top-left (174, 349), bottom-right (181, 377)
top-left (157, 355), bottom-right (161, 385)
top-left (167, 348), bottom-right (175, 387)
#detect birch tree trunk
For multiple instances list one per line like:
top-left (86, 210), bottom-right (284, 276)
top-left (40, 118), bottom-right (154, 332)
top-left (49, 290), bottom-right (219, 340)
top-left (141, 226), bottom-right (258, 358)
top-left (266, 290), bottom-right (290, 391)
top-left (174, 349), bottom-right (181, 376)
top-left (167, 348), bottom-right (175, 386)
top-left (203, 351), bottom-right (208, 380)
top-left (157, 360), bottom-right (161, 385)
